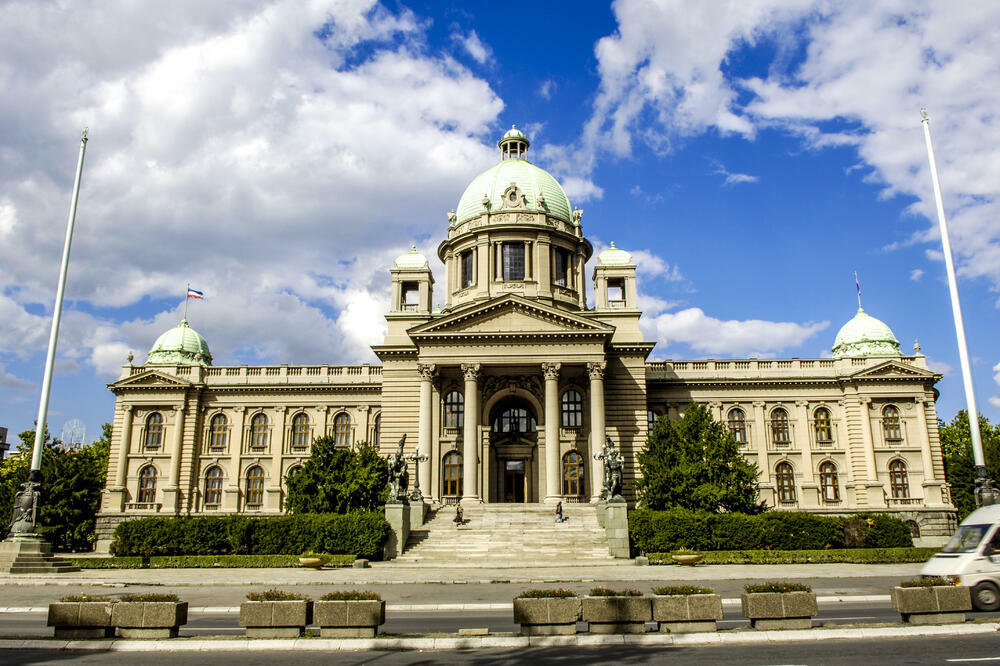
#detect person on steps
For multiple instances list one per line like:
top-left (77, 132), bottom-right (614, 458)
top-left (555, 501), bottom-right (565, 523)
top-left (454, 502), bottom-right (464, 526)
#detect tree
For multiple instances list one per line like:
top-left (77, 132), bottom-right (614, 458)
top-left (634, 402), bottom-right (764, 513)
top-left (284, 437), bottom-right (389, 514)
top-left (940, 410), bottom-right (1000, 521)
top-left (0, 423), bottom-right (111, 551)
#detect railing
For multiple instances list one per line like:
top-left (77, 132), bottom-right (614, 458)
top-left (887, 497), bottom-right (922, 506)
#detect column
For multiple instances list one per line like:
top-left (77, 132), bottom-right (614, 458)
top-left (753, 401), bottom-right (770, 483)
top-left (462, 363), bottom-right (481, 502)
top-left (795, 401), bottom-right (814, 482)
top-left (223, 408), bottom-right (246, 512)
top-left (113, 405), bottom-right (134, 488)
top-left (269, 407), bottom-right (287, 510)
top-left (163, 404), bottom-right (186, 513)
top-left (588, 361), bottom-right (606, 502)
top-left (417, 363), bottom-right (436, 500)
top-left (914, 397), bottom-right (935, 482)
top-left (543, 362), bottom-right (561, 503)
top-left (858, 397), bottom-right (877, 480)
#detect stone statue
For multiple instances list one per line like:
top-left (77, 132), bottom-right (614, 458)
top-left (7, 477), bottom-right (41, 537)
top-left (386, 435), bottom-right (409, 503)
top-left (598, 435), bottom-right (624, 502)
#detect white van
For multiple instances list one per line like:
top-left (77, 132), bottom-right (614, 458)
top-left (921, 503), bottom-right (1000, 611)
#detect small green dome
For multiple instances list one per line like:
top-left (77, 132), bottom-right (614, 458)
top-left (146, 319), bottom-right (212, 366)
top-left (394, 245), bottom-right (429, 270)
top-left (832, 307), bottom-right (900, 358)
top-left (598, 242), bottom-right (633, 266)
top-left (499, 125), bottom-right (529, 146)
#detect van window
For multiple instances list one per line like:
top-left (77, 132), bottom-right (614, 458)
top-left (941, 524), bottom-right (992, 553)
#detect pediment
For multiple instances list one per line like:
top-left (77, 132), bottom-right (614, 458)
top-left (408, 295), bottom-right (613, 340)
top-left (850, 360), bottom-right (937, 380)
top-left (110, 369), bottom-right (193, 390)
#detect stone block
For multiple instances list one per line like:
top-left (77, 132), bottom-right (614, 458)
top-left (313, 600), bottom-right (384, 631)
top-left (741, 591), bottom-right (817, 621)
top-left (240, 600), bottom-right (312, 638)
top-left (320, 627), bottom-right (376, 638)
top-left (891, 586), bottom-right (971, 615)
top-left (246, 627), bottom-right (303, 639)
top-left (384, 503), bottom-right (410, 560)
top-left (751, 618), bottom-right (813, 630)
top-left (652, 594), bottom-right (722, 623)
top-left (112, 601), bottom-right (188, 639)
top-left (904, 611), bottom-right (967, 625)
top-left (513, 598), bottom-right (581, 625)
top-left (353, 559), bottom-right (370, 569)
top-left (658, 620), bottom-right (717, 634)
top-left (583, 596), bottom-right (650, 633)
top-left (48, 602), bottom-right (115, 638)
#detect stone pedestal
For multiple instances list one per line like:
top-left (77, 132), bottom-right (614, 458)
top-left (161, 487), bottom-right (181, 514)
top-left (409, 500), bottom-right (427, 528)
top-left (384, 502), bottom-right (410, 560)
top-left (0, 537), bottom-right (79, 574)
top-left (604, 501), bottom-right (629, 559)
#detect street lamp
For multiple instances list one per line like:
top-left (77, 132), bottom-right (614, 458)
top-left (405, 451), bottom-right (429, 502)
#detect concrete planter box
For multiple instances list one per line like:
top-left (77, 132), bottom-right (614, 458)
top-left (240, 600), bottom-right (313, 638)
top-left (891, 585), bottom-right (972, 625)
top-left (582, 596), bottom-right (651, 634)
top-left (513, 597), bottom-right (582, 635)
top-left (652, 594), bottom-right (723, 633)
top-left (741, 591), bottom-right (818, 630)
top-left (112, 601), bottom-right (188, 639)
top-left (313, 600), bottom-right (385, 638)
top-left (47, 602), bottom-right (115, 639)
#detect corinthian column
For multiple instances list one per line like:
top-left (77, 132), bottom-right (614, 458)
top-left (417, 363), bottom-right (436, 498)
top-left (113, 405), bottom-right (134, 488)
top-left (461, 363), bottom-right (481, 502)
top-left (542, 362), bottom-right (561, 503)
top-left (588, 361), bottom-right (606, 502)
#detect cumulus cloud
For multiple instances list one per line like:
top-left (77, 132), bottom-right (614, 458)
top-left (712, 161), bottom-right (759, 186)
top-left (0, 364), bottom-right (33, 393)
top-left (910, 268), bottom-right (925, 281)
top-left (538, 79), bottom-right (555, 100)
top-left (990, 362), bottom-right (1000, 410)
top-left (451, 28), bottom-right (492, 64)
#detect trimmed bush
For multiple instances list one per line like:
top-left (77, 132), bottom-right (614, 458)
top-left (111, 513), bottom-right (390, 560)
top-left (516, 589), bottom-right (577, 599)
top-left (652, 586), bottom-right (714, 596)
top-left (119, 593), bottom-right (180, 602)
top-left (246, 589), bottom-right (310, 601)
top-left (319, 591), bottom-right (381, 601)
top-left (745, 582), bottom-right (812, 593)
top-left (589, 587), bottom-right (643, 597)
top-left (900, 577), bottom-right (952, 588)
top-left (646, 547), bottom-right (935, 565)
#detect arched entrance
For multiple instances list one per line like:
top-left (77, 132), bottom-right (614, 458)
top-left (489, 397), bottom-right (538, 503)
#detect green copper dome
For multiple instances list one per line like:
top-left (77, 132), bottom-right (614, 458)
top-left (832, 307), bottom-right (900, 358)
top-left (394, 245), bottom-right (429, 270)
top-left (598, 242), bottom-right (633, 266)
top-left (146, 319), bottom-right (212, 366)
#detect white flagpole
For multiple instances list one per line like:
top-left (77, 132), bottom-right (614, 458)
top-left (920, 109), bottom-right (993, 504)
top-left (183, 282), bottom-right (190, 321)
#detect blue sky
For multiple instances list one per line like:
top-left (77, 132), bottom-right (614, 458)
top-left (2, 0), bottom-right (1000, 447)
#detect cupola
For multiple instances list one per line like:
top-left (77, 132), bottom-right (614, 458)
top-left (832, 307), bottom-right (901, 357)
top-left (498, 125), bottom-right (530, 160)
top-left (146, 319), bottom-right (212, 366)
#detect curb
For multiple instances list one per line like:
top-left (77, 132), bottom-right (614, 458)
top-left (0, 623), bottom-right (996, 651)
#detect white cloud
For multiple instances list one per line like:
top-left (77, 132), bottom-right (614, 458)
top-left (924, 357), bottom-right (953, 377)
top-left (910, 268), bottom-right (924, 281)
top-left (451, 28), bottom-right (492, 65)
top-left (712, 161), bottom-right (759, 186)
top-left (538, 79), bottom-right (555, 100)
top-left (0, 364), bottom-right (33, 393)
top-left (990, 362), bottom-right (1000, 410)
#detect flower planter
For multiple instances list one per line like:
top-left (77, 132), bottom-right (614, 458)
top-left (313, 600), bottom-right (385, 638)
top-left (298, 557), bottom-right (329, 569)
top-left (47, 602), bottom-right (115, 639)
top-left (670, 554), bottom-right (704, 566)
top-left (741, 591), bottom-right (818, 630)
top-left (652, 594), bottom-right (722, 633)
top-left (240, 600), bottom-right (313, 638)
top-left (513, 597), bottom-right (581, 635)
top-left (582, 596), bottom-right (651, 634)
top-left (891, 585), bottom-right (972, 625)
top-left (112, 601), bottom-right (188, 639)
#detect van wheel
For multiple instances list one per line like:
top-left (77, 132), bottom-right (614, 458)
top-left (972, 581), bottom-right (1000, 611)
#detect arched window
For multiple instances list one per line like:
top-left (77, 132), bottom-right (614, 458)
top-left (144, 412), bottom-right (164, 449)
top-left (245, 466), bottom-right (265, 507)
top-left (770, 408), bottom-right (791, 446)
top-left (814, 408), bottom-right (833, 445)
top-left (442, 452), bottom-right (462, 497)
top-left (882, 405), bottom-right (903, 442)
top-left (285, 465), bottom-right (302, 488)
top-left (209, 414), bottom-right (228, 451)
top-left (444, 391), bottom-right (464, 428)
top-left (562, 390), bottom-right (583, 427)
top-left (562, 451), bottom-right (583, 497)
top-left (333, 412), bottom-right (352, 447)
top-left (727, 408), bottom-right (747, 445)
top-left (889, 459), bottom-right (910, 498)
top-left (492, 404), bottom-right (536, 433)
top-left (775, 462), bottom-right (796, 503)
top-left (372, 414), bottom-right (381, 447)
top-left (250, 413), bottom-right (269, 449)
top-left (204, 466), bottom-right (223, 507)
top-left (290, 412), bottom-right (310, 449)
top-left (137, 465), bottom-right (157, 503)
top-left (819, 461), bottom-right (839, 502)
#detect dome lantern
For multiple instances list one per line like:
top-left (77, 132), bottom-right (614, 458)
top-left (498, 125), bottom-right (529, 160)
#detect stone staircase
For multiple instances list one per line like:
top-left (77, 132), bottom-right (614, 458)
top-left (394, 503), bottom-right (623, 566)
top-left (0, 538), bottom-right (79, 574)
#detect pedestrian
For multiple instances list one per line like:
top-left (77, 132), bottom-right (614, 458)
top-left (454, 502), bottom-right (463, 526)
top-left (555, 501), bottom-right (564, 523)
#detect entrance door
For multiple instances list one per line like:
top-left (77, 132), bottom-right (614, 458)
top-left (503, 459), bottom-right (526, 502)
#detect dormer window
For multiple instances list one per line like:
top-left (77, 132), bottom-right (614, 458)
top-left (607, 278), bottom-right (625, 307)
top-left (401, 282), bottom-right (419, 311)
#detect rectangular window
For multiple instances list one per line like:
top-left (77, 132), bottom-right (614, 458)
top-left (502, 243), bottom-right (525, 280)
top-left (461, 250), bottom-right (474, 289)
top-left (607, 278), bottom-right (625, 307)
top-left (401, 282), bottom-right (418, 311)
top-left (554, 248), bottom-right (570, 287)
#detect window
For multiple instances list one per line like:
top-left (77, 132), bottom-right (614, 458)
top-left (814, 408), bottom-right (833, 444)
top-left (442, 452), bottom-right (462, 496)
top-left (562, 451), bottom-right (583, 496)
top-left (882, 405), bottom-right (903, 442)
top-left (647, 410), bottom-right (659, 432)
top-left (502, 242), bottom-right (525, 280)
top-left (770, 408), bottom-right (791, 445)
top-left (209, 414), bottom-right (228, 451)
top-left (250, 413), bottom-right (269, 450)
top-left (144, 412), bottom-right (164, 449)
top-left (137, 465), bottom-right (157, 503)
top-left (285, 465), bottom-right (302, 489)
top-left (373, 414), bottom-right (381, 447)
top-left (493, 406), bottom-right (536, 433)
top-left (819, 461), bottom-right (839, 502)
top-left (775, 462), bottom-right (796, 503)
top-left (290, 412), bottom-right (310, 449)
top-left (444, 391), bottom-right (464, 428)
top-left (727, 408), bottom-right (747, 445)
top-left (204, 466), bottom-right (223, 506)
top-left (607, 278), bottom-right (625, 307)
top-left (553, 248), bottom-right (570, 287)
top-left (401, 282), bottom-right (419, 311)
top-left (245, 466), bottom-right (265, 507)
top-left (889, 459), bottom-right (910, 498)
top-left (561, 390), bottom-right (583, 427)
top-left (333, 412), bottom-right (351, 447)
top-left (461, 250), bottom-right (474, 289)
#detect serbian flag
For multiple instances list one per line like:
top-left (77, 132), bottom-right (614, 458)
top-left (187, 287), bottom-right (204, 300)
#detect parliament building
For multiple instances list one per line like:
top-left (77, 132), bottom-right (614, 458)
top-left (96, 128), bottom-right (956, 550)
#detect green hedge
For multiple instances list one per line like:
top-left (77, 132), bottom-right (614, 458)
top-left (111, 513), bottom-right (390, 560)
top-left (69, 554), bottom-right (358, 569)
top-left (647, 547), bottom-right (936, 565)
top-left (630, 508), bottom-right (914, 553)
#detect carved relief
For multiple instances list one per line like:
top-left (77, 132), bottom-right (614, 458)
top-left (482, 375), bottom-right (543, 402)
top-left (461, 363), bottom-right (481, 382)
top-left (587, 361), bottom-right (606, 380)
top-left (417, 363), bottom-right (437, 381)
top-left (541, 363), bottom-right (561, 381)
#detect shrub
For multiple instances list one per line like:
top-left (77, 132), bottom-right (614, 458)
top-left (516, 589), bottom-right (577, 599)
top-left (647, 547), bottom-right (934, 565)
top-left (901, 577), bottom-right (953, 588)
top-left (60, 595), bottom-right (112, 602)
top-left (652, 586), bottom-right (714, 596)
top-left (120, 593), bottom-right (180, 602)
top-left (589, 587), bottom-right (643, 597)
top-left (246, 589), bottom-right (310, 601)
top-left (320, 591), bottom-right (381, 601)
top-left (744, 582), bottom-right (812, 593)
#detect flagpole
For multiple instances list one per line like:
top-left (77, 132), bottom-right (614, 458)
top-left (920, 108), bottom-right (996, 506)
top-left (183, 282), bottom-right (189, 321)
top-left (855, 272), bottom-right (862, 309)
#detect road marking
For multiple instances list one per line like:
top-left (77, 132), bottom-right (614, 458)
top-left (946, 659), bottom-right (1000, 663)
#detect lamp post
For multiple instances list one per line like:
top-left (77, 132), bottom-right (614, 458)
top-left (405, 451), bottom-right (429, 502)
top-left (920, 110), bottom-right (998, 507)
